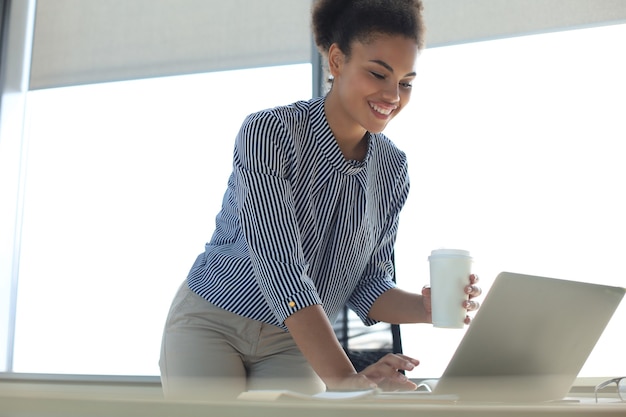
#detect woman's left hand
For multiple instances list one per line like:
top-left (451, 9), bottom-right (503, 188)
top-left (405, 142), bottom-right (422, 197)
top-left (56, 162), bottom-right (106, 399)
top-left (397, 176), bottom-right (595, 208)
top-left (421, 273), bottom-right (482, 325)
top-left (462, 273), bottom-right (482, 324)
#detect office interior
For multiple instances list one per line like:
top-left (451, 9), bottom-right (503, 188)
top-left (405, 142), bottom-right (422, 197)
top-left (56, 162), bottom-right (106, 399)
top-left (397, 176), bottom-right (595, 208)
top-left (1, 1), bottom-right (626, 416)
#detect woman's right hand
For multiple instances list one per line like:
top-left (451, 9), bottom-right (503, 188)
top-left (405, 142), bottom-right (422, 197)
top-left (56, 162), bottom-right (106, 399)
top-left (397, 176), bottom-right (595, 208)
top-left (331, 353), bottom-right (419, 392)
top-left (329, 373), bottom-right (379, 391)
top-left (360, 353), bottom-right (419, 391)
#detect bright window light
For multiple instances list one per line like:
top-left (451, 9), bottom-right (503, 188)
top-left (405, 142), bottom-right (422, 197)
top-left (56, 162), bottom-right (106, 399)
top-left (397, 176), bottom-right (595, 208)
top-left (387, 24), bottom-right (626, 378)
top-left (13, 64), bottom-right (312, 375)
top-left (12, 23), bottom-right (626, 379)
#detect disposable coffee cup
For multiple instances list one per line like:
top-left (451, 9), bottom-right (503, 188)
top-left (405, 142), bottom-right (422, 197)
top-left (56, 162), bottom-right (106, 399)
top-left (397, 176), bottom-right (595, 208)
top-left (428, 249), bottom-right (472, 329)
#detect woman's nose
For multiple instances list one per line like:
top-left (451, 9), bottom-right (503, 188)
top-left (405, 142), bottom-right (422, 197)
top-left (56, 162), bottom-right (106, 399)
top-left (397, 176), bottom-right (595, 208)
top-left (382, 82), bottom-right (400, 103)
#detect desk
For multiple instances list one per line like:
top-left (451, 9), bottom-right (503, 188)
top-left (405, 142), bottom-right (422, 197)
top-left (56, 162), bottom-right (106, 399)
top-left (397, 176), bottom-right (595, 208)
top-left (2, 396), bottom-right (626, 417)
top-left (1, 378), bottom-right (625, 417)
top-left (0, 379), bottom-right (626, 417)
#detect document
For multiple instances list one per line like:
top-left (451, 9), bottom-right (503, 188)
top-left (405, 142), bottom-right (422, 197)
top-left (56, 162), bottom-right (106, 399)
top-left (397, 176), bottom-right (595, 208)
top-left (237, 389), bottom-right (380, 402)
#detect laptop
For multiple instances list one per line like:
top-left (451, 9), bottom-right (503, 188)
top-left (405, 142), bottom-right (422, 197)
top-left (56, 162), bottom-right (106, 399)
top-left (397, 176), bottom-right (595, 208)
top-left (406, 271), bottom-right (625, 402)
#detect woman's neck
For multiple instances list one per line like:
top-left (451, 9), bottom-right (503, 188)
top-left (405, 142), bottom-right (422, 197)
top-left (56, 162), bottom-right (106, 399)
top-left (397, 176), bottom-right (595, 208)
top-left (324, 93), bottom-right (369, 161)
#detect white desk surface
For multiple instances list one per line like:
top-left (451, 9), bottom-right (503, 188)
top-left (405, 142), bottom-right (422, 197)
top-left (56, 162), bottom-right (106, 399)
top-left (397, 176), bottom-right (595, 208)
top-left (2, 381), bottom-right (625, 417)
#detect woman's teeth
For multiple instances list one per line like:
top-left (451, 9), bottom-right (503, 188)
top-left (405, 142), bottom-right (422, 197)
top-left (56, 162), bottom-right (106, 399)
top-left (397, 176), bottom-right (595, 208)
top-left (370, 103), bottom-right (394, 115)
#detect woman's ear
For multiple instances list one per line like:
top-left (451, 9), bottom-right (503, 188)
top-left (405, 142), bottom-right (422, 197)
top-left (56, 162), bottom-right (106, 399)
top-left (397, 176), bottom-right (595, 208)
top-left (327, 43), bottom-right (345, 78)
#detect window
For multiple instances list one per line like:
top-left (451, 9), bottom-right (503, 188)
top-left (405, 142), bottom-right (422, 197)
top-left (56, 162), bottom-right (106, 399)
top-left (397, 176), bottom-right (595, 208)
top-left (7, 23), bottom-right (626, 380)
top-left (387, 24), bottom-right (626, 378)
top-left (12, 64), bottom-right (311, 375)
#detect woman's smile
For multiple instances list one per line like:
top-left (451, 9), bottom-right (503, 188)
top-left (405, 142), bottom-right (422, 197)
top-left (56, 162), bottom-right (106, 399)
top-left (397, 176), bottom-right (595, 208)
top-left (369, 101), bottom-right (398, 118)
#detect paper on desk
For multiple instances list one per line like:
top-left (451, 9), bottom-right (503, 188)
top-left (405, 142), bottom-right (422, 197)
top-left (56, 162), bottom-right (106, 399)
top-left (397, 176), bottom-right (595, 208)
top-left (237, 388), bottom-right (380, 402)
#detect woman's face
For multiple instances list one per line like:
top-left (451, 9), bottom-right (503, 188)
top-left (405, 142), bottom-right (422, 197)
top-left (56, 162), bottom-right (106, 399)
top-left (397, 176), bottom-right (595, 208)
top-left (328, 34), bottom-right (419, 136)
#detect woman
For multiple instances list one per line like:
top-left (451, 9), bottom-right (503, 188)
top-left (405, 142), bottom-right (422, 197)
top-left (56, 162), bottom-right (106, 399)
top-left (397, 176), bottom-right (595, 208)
top-left (159, 0), bottom-right (481, 400)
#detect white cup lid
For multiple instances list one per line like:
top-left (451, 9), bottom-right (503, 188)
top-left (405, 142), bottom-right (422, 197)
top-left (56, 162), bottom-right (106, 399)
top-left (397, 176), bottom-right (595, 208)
top-left (428, 248), bottom-right (471, 260)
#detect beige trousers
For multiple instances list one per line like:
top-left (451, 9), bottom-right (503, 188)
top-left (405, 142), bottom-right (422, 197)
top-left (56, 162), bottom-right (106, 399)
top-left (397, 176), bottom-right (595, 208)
top-left (159, 282), bottom-right (325, 400)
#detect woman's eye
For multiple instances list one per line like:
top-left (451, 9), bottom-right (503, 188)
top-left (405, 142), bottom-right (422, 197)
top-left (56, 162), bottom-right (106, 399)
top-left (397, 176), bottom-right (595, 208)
top-left (370, 72), bottom-right (385, 80)
top-left (400, 81), bottom-right (413, 89)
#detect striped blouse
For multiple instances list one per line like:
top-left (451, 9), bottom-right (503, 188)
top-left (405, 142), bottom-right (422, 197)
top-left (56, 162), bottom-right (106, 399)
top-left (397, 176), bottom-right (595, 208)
top-left (187, 96), bottom-right (410, 330)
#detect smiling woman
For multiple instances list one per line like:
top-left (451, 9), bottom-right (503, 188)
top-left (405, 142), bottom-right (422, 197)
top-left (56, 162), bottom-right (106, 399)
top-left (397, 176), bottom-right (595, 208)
top-left (158, 0), bottom-right (435, 399)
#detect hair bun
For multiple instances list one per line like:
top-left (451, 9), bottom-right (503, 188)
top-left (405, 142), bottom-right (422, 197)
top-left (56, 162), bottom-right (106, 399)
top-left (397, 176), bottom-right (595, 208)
top-left (312, 0), bottom-right (353, 53)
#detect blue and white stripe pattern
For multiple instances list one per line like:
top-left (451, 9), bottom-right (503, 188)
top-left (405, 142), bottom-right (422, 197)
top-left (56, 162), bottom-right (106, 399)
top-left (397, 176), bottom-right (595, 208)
top-left (188, 96), bottom-right (410, 330)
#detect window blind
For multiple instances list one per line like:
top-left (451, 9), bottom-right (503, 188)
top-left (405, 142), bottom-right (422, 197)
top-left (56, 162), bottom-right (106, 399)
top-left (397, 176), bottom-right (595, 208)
top-left (29, 0), bottom-right (626, 90)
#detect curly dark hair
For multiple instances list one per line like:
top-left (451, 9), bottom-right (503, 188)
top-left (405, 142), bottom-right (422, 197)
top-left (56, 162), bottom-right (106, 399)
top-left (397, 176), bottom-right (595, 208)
top-left (312, 0), bottom-right (426, 57)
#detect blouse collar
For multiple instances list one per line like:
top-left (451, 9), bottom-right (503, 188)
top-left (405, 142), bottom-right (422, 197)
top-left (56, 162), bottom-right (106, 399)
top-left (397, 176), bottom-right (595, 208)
top-left (311, 96), bottom-right (373, 176)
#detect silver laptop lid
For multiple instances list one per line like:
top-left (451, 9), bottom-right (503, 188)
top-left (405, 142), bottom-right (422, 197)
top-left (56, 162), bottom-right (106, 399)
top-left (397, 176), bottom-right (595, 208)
top-left (434, 272), bottom-right (625, 402)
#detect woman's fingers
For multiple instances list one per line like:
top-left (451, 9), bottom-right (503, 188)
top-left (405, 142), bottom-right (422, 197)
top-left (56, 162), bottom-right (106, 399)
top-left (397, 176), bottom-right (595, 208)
top-left (465, 274), bottom-right (482, 298)
top-left (462, 274), bottom-right (482, 323)
top-left (463, 299), bottom-right (481, 311)
top-left (360, 353), bottom-right (419, 391)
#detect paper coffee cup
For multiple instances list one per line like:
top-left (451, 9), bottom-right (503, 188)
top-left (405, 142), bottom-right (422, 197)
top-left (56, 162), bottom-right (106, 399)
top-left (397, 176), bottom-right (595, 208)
top-left (428, 249), bottom-right (472, 328)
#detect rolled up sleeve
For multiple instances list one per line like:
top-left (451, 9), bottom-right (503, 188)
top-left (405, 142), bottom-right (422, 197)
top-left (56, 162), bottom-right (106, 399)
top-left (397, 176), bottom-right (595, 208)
top-left (234, 112), bottom-right (321, 323)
